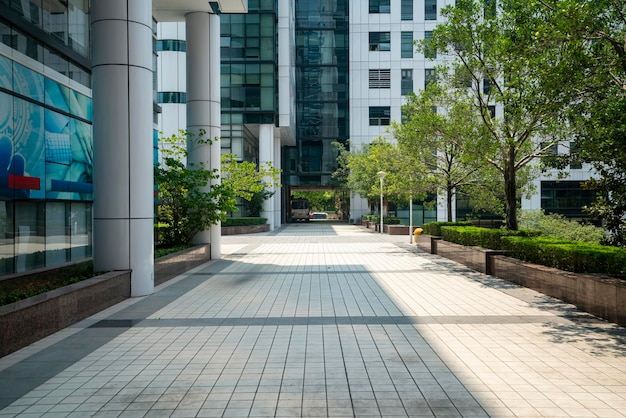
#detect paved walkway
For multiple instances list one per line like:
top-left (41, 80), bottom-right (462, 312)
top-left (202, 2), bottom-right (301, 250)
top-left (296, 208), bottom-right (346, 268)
top-left (1, 223), bottom-right (626, 417)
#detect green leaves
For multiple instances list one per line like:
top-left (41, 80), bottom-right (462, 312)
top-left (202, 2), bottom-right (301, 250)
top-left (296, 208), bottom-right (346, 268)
top-left (155, 131), bottom-right (233, 246)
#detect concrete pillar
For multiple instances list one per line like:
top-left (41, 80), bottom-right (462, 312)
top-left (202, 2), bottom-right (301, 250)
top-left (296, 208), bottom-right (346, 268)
top-left (259, 124), bottom-right (275, 231)
top-left (91, 0), bottom-right (154, 297)
top-left (273, 135), bottom-right (282, 228)
top-left (186, 12), bottom-right (221, 259)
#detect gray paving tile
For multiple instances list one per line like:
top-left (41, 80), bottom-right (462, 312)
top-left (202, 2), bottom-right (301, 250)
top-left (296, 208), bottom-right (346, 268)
top-left (2, 224), bottom-right (626, 418)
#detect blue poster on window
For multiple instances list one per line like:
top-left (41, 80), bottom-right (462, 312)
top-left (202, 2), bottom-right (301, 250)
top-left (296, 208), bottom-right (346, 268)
top-left (1, 96), bottom-right (45, 200)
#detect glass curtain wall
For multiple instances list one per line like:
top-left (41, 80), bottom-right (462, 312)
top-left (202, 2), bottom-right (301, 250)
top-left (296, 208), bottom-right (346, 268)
top-left (289, 0), bottom-right (349, 186)
top-left (0, 8), bottom-right (93, 275)
top-left (220, 0), bottom-right (278, 162)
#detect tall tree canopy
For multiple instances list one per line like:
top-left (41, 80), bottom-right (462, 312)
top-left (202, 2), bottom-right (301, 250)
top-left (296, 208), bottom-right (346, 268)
top-left (340, 138), bottom-right (429, 208)
top-left (424, 0), bottom-right (578, 229)
top-left (531, 0), bottom-right (626, 245)
top-left (392, 84), bottom-right (501, 221)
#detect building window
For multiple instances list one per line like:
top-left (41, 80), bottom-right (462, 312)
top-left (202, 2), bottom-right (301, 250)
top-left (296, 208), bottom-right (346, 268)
top-left (157, 92), bottom-right (187, 104)
top-left (369, 69), bottom-right (391, 89)
top-left (483, 77), bottom-right (491, 95)
top-left (369, 106), bottom-right (391, 126)
top-left (540, 142), bottom-right (558, 156)
top-left (425, 68), bottom-right (436, 88)
top-left (488, 105), bottom-right (496, 118)
top-left (369, 32), bottom-right (391, 51)
top-left (401, 0), bottom-right (413, 20)
top-left (424, 31), bottom-right (436, 59)
top-left (541, 181), bottom-right (595, 218)
top-left (401, 32), bottom-right (413, 58)
top-left (401, 69), bottom-right (413, 95)
top-left (456, 68), bottom-right (472, 88)
top-left (156, 39), bottom-right (187, 52)
top-left (369, 0), bottom-right (390, 13)
top-left (570, 141), bottom-right (582, 169)
top-left (484, 0), bottom-right (497, 18)
top-left (425, 0), bottom-right (437, 20)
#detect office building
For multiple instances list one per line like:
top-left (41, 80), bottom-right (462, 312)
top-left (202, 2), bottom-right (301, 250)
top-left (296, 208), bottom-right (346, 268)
top-left (0, 0), bottom-right (248, 295)
top-left (0, 0), bottom-right (595, 285)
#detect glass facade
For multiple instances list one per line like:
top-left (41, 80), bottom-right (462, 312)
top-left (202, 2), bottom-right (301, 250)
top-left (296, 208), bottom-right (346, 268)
top-left (369, 0), bottom-right (390, 14)
top-left (369, 106), bottom-right (391, 126)
top-left (369, 32), bottom-right (391, 52)
top-left (401, 31), bottom-right (413, 58)
top-left (287, 0), bottom-right (349, 186)
top-left (401, 69), bottom-right (413, 95)
top-left (541, 181), bottom-right (595, 218)
top-left (0, 7), bottom-right (93, 275)
top-left (424, 31), bottom-right (436, 59)
top-left (220, 1), bottom-right (278, 161)
top-left (401, 0), bottom-right (413, 20)
top-left (425, 0), bottom-right (437, 20)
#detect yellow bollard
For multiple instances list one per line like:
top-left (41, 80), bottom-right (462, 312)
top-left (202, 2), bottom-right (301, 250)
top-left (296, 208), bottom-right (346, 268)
top-left (413, 227), bottom-right (423, 244)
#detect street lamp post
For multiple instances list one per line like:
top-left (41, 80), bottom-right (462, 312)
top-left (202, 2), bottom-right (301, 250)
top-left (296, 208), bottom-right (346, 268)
top-left (377, 171), bottom-right (386, 234)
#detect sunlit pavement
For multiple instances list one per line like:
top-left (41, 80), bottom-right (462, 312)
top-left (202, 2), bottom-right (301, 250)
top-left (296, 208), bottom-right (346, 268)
top-left (1, 222), bottom-right (625, 417)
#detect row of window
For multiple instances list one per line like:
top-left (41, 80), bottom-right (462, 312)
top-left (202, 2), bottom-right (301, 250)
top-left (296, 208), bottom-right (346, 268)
top-left (157, 92), bottom-right (187, 104)
top-left (369, 69), bottom-right (414, 95)
top-left (0, 19), bottom-right (90, 87)
top-left (369, 31), bottom-right (435, 59)
top-left (1, 0), bottom-right (90, 58)
top-left (369, 0), bottom-right (437, 20)
top-left (156, 39), bottom-right (186, 52)
top-left (0, 201), bottom-right (92, 275)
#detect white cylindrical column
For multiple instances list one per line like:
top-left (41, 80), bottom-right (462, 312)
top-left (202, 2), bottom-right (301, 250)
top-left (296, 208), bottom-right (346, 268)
top-left (259, 124), bottom-right (275, 231)
top-left (273, 135), bottom-right (282, 228)
top-left (92, 0), bottom-right (154, 297)
top-left (186, 12), bottom-right (221, 259)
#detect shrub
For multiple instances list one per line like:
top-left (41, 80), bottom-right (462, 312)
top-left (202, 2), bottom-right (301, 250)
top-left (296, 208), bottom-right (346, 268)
top-left (422, 221), bottom-right (472, 236)
top-left (501, 236), bottom-right (626, 278)
top-left (222, 217), bottom-right (268, 227)
top-left (518, 209), bottom-right (607, 244)
top-left (441, 226), bottom-right (541, 250)
top-left (0, 261), bottom-right (98, 306)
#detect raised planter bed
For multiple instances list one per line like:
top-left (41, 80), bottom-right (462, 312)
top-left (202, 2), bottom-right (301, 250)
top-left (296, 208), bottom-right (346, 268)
top-left (221, 224), bottom-right (269, 236)
top-left (433, 239), bottom-right (505, 275)
top-left (491, 254), bottom-right (626, 325)
top-left (0, 244), bottom-right (212, 358)
top-left (154, 244), bottom-right (211, 286)
top-left (419, 236), bottom-right (626, 326)
top-left (0, 270), bottom-right (131, 357)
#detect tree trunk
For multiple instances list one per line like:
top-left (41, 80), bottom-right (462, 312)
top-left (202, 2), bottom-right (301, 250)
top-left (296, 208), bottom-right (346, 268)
top-left (504, 146), bottom-right (518, 230)
top-left (447, 183), bottom-right (454, 222)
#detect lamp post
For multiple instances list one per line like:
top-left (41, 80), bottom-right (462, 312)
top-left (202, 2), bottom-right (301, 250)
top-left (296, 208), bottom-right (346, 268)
top-left (377, 171), bottom-right (386, 234)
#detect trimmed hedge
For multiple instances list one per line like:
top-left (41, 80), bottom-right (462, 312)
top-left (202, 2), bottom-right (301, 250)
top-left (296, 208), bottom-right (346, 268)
top-left (501, 236), bottom-right (626, 278)
top-left (422, 221), bottom-right (472, 236)
top-left (222, 217), bottom-right (268, 227)
top-left (363, 215), bottom-right (401, 225)
top-left (440, 226), bottom-right (541, 250)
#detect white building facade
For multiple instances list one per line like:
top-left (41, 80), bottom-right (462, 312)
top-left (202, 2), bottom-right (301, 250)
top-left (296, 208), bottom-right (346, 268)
top-left (156, 0), bottom-right (296, 231)
top-left (348, 0), bottom-right (594, 224)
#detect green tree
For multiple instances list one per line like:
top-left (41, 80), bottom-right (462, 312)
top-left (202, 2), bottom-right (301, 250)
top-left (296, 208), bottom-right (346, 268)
top-left (392, 84), bottom-right (501, 221)
top-left (344, 137), bottom-right (429, 210)
top-left (424, 0), bottom-right (576, 230)
top-left (531, 0), bottom-right (626, 245)
top-left (155, 132), bottom-right (236, 246)
top-left (221, 154), bottom-right (281, 217)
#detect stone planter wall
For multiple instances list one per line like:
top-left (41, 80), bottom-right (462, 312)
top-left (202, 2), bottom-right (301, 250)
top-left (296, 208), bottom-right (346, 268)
top-left (221, 224), bottom-right (269, 236)
top-left (434, 239), bottom-right (506, 275)
top-left (0, 271), bottom-right (131, 357)
top-left (154, 244), bottom-right (211, 286)
top-left (491, 255), bottom-right (626, 325)
top-left (0, 245), bottom-right (213, 358)
top-left (419, 236), bottom-right (626, 326)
